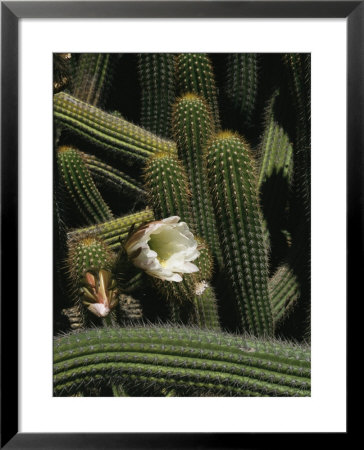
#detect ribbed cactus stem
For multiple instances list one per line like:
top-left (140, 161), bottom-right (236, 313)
top-left (205, 132), bottom-right (273, 336)
top-left (83, 153), bottom-right (146, 198)
top-left (67, 209), bottom-right (154, 250)
top-left (72, 53), bottom-right (114, 107)
top-left (57, 146), bottom-right (113, 224)
top-left (269, 264), bottom-right (300, 324)
top-left (54, 325), bottom-right (310, 397)
top-left (54, 92), bottom-right (177, 163)
top-left (258, 90), bottom-right (294, 189)
top-left (138, 53), bottom-right (176, 138)
top-left (172, 93), bottom-right (222, 265)
top-left (144, 152), bottom-right (193, 226)
top-left (176, 53), bottom-right (220, 129)
top-left (143, 152), bottom-right (202, 311)
top-left (225, 53), bottom-right (258, 128)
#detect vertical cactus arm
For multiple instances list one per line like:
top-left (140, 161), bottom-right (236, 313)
top-left (67, 208), bottom-right (155, 250)
top-left (72, 53), bottom-right (115, 107)
top-left (225, 53), bottom-right (259, 128)
top-left (144, 153), bottom-right (213, 315)
top-left (83, 153), bottom-right (146, 198)
top-left (138, 53), bottom-right (176, 138)
top-left (54, 92), bottom-right (177, 163)
top-left (57, 146), bottom-right (114, 224)
top-left (205, 132), bottom-right (273, 336)
top-left (172, 93), bottom-right (223, 265)
top-left (143, 152), bottom-right (193, 226)
top-left (54, 326), bottom-right (310, 397)
top-left (176, 53), bottom-right (220, 129)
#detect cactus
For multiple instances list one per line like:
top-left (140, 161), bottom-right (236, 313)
top-left (176, 53), bottom-right (220, 129)
top-left (54, 53), bottom-right (311, 397)
top-left (258, 90), bottom-right (294, 268)
top-left (66, 236), bottom-right (119, 322)
top-left (225, 53), bottom-right (259, 128)
top-left (57, 146), bottom-right (113, 224)
top-left (205, 132), bottom-right (273, 336)
top-left (172, 93), bottom-right (222, 265)
top-left (83, 152), bottom-right (145, 199)
top-left (72, 53), bottom-right (114, 107)
top-left (54, 325), bottom-right (310, 397)
top-left (144, 151), bottom-right (193, 225)
top-left (54, 92), bottom-right (177, 163)
top-left (138, 53), bottom-right (176, 138)
top-left (67, 208), bottom-right (154, 250)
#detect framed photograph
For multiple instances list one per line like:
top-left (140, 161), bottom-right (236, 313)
top-left (1, 1), bottom-right (358, 447)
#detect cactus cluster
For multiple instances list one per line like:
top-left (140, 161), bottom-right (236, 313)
top-left (54, 53), bottom-right (310, 397)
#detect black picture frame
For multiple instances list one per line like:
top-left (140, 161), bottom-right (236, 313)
top-left (1, 1), bottom-right (358, 448)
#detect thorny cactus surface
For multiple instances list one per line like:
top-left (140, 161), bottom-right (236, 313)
top-left (54, 53), bottom-right (310, 397)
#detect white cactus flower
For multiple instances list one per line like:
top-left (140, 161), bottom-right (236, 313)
top-left (124, 216), bottom-right (200, 282)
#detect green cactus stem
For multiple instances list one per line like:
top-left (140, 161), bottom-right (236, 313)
top-left (67, 208), bottom-right (155, 250)
top-left (225, 53), bottom-right (258, 128)
top-left (54, 92), bottom-right (177, 163)
top-left (83, 153), bottom-right (146, 199)
top-left (176, 53), bottom-right (220, 129)
top-left (54, 325), bottom-right (310, 397)
top-left (144, 152), bottom-right (193, 225)
top-left (172, 93), bottom-right (222, 265)
top-left (143, 151), bottom-right (203, 317)
top-left (138, 53), bottom-right (176, 138)
top-left (72, 53), bottom-right (114, 107)
top-left (205, 132), bottom-right (273, 336)
top-left (57, 146), bottom-right (113, 224)
top-left (258, 90), bottom-right (294, 190)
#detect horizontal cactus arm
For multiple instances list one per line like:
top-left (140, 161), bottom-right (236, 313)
top-left (67, 209), bottom-right (154, 250)
top-left (54, 325), bottom-right (310, 397)
top-left (54, 92), bottom-right (177, 162)
top-left (83, 153), bottom-right (146, 198)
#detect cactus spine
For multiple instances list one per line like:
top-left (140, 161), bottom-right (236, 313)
top-left (54, 92), bottom-right (177, 163)
top-left (138, 53), bottom-right (176, 138)
top-left (205, 132), bottom-right (273, 336)
top-left (57, 146), bottom-right (113, 224)
top-left (176, 53), bottom-right (220, 129)
top-left (172, 93), bottom-right (222, 265)
top-left (54, 326), bottom-right (310, 397)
